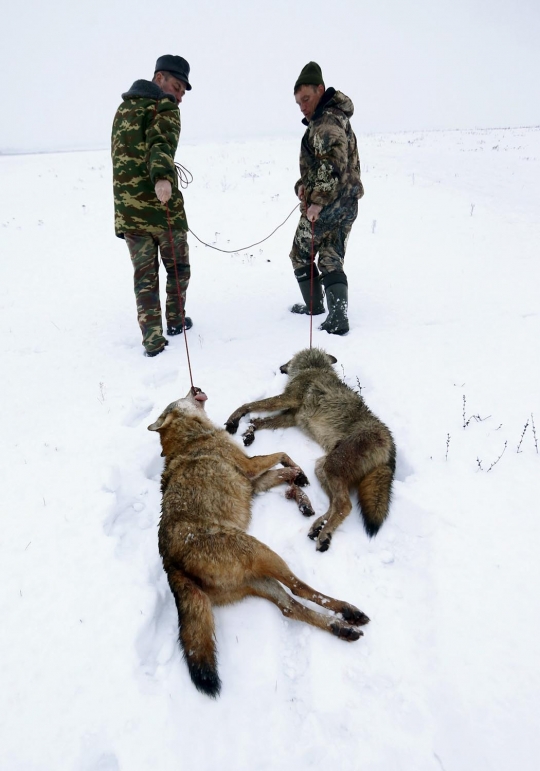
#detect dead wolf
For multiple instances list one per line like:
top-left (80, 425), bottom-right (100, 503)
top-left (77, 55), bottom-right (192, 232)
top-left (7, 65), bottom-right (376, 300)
top-left (148, 386), bottom-right (369, 698)
top-left (226, 348), bottom-right (396, 552)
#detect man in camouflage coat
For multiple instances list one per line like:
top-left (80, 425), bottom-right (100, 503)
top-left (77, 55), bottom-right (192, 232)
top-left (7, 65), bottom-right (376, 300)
top-left (290, 62), bottom-right (364, 335)
top-left (111, 54), bottom-right (192, 357)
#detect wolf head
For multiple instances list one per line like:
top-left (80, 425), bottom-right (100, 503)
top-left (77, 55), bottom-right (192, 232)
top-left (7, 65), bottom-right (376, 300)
top-left (148, 387), bottom-right (209, 433)
top-left (280, 348), bottom-right (337, 376)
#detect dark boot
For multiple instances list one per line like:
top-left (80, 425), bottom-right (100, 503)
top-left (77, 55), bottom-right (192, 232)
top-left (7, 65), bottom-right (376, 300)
top-left (167, 317), bottom-right (193, 335)
top-left (291, 266), bottom-right (325, 315)
top-left (320, 272), bottom-right (349, 335)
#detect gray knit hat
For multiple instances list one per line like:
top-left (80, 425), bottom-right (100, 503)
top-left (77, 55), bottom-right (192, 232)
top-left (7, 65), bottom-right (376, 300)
top-left (294, 61), bottom-right (324, 92)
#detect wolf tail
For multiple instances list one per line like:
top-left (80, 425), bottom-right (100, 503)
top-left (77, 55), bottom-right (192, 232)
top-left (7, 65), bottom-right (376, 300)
top-left (356, 464), bottom-right (394, 537)
top-left (167, 567), bottom-right (221, 698)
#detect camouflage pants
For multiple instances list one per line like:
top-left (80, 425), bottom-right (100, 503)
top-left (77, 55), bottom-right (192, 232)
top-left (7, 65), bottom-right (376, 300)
top-left (125, 230), bottom-right (190, 353)
top-left (289, 197), bottom-right (358, 275)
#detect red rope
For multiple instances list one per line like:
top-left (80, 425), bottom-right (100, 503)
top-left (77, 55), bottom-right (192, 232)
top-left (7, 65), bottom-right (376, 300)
top-left (166, 203), bottom-right (194, 389)
top-left (309, 218), bottom-right (315, 349)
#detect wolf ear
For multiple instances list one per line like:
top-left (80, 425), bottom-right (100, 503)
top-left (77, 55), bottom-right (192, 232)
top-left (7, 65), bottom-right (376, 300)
top-left (327, 354), bottom-right (338, 364)
top-left (148, 411), bottom-right (174, 432)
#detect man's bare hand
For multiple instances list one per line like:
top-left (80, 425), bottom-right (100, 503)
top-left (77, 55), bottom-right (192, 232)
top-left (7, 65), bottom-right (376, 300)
top-left (306, 203), bottom-right (322, 222)
top-left (297, 184), bottom-right (305, 201)
top-left (155, 179), bottom-right (172, 204)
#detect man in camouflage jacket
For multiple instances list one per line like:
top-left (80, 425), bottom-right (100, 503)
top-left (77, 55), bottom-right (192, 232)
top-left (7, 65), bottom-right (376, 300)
top-left (111, 54), bottom-right (192, 357)
top-left (290, 62), bottom-right (364, 335)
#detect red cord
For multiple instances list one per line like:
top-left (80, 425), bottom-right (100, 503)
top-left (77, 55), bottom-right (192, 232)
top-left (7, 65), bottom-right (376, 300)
top-left (166, 203), bottom-right (194, 388)
top-left (309, 218), bottom-right (315, 349)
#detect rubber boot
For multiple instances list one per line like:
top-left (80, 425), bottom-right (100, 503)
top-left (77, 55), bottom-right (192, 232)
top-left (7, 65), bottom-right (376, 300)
top-left (167, 317), bottom-right (193, 335)
top-left (290, 266), bottom-right (325, 315)
top-left (319, 272), bottom-right (349, 335)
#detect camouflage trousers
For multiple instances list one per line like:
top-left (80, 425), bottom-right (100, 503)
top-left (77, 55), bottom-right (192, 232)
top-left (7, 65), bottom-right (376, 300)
top-left (124, 230), bottom-right (190, 353)
top-left (289, 197), bottom-right (358, 276)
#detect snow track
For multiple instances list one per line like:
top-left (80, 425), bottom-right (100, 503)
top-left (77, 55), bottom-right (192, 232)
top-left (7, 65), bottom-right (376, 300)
top-left (1, 129), bottom-right (539, 770)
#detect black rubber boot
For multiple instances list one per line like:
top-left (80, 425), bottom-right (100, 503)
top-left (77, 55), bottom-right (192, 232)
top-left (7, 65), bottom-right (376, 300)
top-left (291, 266), bottom-right (325, 315)
top-left (167, 317), bottom-right (193, 335)
top-left (319, 272), bottom-right (349, 335)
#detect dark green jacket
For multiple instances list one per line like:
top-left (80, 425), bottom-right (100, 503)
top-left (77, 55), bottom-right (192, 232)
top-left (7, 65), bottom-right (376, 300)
top-left (295, 88), bottom-right (364, 207)
top-left (111, 80), bottom-right (188, 238)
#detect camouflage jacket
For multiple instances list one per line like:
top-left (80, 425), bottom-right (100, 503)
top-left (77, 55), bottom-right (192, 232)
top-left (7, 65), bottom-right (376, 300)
top-left (111, 80), bottom-right (187, 239)
top-left (295, 88), bottom-right (364, 207)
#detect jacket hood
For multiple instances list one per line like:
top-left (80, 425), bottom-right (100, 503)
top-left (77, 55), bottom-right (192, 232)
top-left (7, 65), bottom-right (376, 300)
top-left (302, 87), bottom-right (354, 125)
top-left (121, 79), bottom-right (176, 103)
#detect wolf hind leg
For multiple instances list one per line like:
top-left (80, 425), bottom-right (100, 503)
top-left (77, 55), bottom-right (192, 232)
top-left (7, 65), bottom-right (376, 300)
top-left (310, 456), bottom-right (352, 552)
top-left (167, 567), bottom-right (221, 698)
top-left (249, 539), bottom-right (369, 626)
top-left (246, 578), bottom-right (363, 641)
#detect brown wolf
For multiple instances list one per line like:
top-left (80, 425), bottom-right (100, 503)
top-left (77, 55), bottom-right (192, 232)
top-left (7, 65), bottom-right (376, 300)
top-left (148, 387), bottom-right (369, 698)
top-left (226, 348), bottom-right (396, 552)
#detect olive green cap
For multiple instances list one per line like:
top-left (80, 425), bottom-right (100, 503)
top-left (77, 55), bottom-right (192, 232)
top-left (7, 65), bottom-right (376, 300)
top-left (294, 61), bottom-right (325, 93)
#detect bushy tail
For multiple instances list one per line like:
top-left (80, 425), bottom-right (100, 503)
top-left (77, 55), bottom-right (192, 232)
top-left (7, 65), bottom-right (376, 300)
top-left (167, 567), bottom-right (221, 698)
top-left (357, 464), bottom-right (394, 537)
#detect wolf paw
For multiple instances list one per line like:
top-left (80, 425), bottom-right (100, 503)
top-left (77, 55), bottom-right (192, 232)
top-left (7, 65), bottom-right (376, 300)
top-left (316, 532), bottom-right (332, 552)
top-left (242, 425), bottom-right (256, 446)
top-left (225, 418), bottom-right (239, 434)
top-left (294, 470), bottom-right (309, 487)
top-left (330, 621), bottom-right (363, 641)
top-left (299, 502), bottom-right (315, 517)
top-left (308, 516), bottom-right (327, 541)
top-left (341, 605), bottom-right (370, 626)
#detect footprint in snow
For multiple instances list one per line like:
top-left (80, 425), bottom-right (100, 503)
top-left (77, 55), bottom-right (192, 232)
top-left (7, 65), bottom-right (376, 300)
top-left (141, 368), bottom-right (178, 388)
top-left (121, 396), bottom-right (154, 427)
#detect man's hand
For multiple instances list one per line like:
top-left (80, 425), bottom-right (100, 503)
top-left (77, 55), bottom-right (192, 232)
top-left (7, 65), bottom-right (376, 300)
top-left (155, 179), bottom-right (172, 204)
top-left (297, 184), bottom-right (305, 201)
top-left (306, 203), bottom-right (322, 223)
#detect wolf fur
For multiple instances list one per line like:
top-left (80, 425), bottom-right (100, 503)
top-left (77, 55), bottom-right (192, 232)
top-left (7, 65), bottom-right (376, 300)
top-left (148, 387), bottom-right (369, 698)
top-left (226, 348), bottom-right (396, 552)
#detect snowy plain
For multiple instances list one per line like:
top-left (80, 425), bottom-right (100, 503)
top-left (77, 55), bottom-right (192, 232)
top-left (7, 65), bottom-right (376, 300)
top-left (1, 126), bottom-right (539, 771)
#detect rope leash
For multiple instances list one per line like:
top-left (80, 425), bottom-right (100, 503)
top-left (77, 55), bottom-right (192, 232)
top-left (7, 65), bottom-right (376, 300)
top-left (309, 218), bottom-right (315, 349)
top-left (168, 160), bottom-right (316, 365)
top-left (166, 203), bottom-right (194, 389)
top-left (175, 162), bottom-right (299, 253)
top-left (188, 203), bottom-right (300, 254)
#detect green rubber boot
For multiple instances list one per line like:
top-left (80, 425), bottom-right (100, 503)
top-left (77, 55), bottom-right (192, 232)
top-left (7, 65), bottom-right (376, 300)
top-left (319, 273), bottom-right (349, 335)
top-left (291, 266), bottom-right (325, 315)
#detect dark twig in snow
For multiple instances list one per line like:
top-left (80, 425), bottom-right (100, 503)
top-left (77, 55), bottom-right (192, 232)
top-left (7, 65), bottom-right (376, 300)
top-left (445, 434), bottom-right (451, 461)
top-left (517, 420), bottom-right (529, 453)
top-left (487, 441), bottom-right (508, 472)
top-left (462, 394), bottom-right (490, 427)
top-left (531, 413), bottom-right (538, 454)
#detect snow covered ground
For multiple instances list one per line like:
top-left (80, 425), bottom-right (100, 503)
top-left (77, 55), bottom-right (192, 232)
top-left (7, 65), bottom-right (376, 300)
top-left (1, 126), bottom-right (539, 771)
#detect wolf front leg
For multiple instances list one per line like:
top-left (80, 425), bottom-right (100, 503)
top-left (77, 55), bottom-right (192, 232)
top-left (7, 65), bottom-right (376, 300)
top-left (225, 395), bottom-right (299, 436)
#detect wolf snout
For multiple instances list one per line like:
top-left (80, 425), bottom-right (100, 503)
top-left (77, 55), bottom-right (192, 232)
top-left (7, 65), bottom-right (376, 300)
top-left (188, 386), bottom-right (208, 408)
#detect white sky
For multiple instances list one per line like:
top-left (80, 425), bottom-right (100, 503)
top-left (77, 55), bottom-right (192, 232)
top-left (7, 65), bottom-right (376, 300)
top-left (0, 0), bottom-right (539, 153)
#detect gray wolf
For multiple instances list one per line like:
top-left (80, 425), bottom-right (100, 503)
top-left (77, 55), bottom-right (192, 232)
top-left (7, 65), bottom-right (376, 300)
top-left (148, 386), bottom-right (369, 698)
top-left (226, 348), bottom-right (395, 552)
